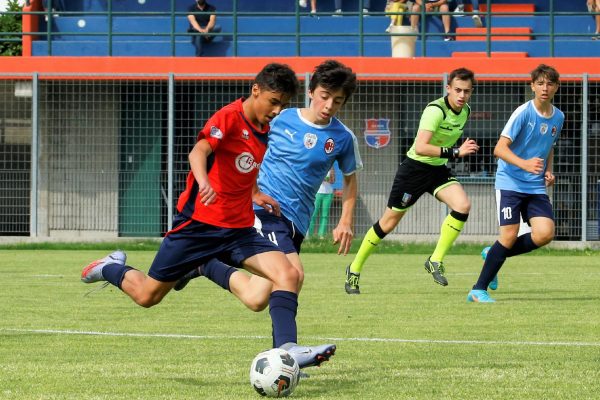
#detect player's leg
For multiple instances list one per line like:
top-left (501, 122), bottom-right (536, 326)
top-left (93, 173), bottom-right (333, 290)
top-left (411, 0), bottom-right (422, 30)
top-left (423, 182), bottom-right (469, 286)
top-left (468, 190), bottom-right (522, 302)
top-left (429, 183), bottom-right (470, 259)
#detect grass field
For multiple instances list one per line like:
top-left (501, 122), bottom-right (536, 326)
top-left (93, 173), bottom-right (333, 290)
top-left (1, 249), bottom-right (599, 399)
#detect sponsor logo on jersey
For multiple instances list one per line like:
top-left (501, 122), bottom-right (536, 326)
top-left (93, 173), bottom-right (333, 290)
top-left (242, 129), bottom-right (250, 140)
top-left (540, 123), bottom-right (548, 135)
top-left (364, 118), bottom-right (391, 149)
top-left (324, 138), bottom-right (335, 154)
top-left (210, 126), bottom-right (223, 139)
top-left (304, 132), bottom-right (318, 149)
top-left (235, 152), bottom-right (260, 173)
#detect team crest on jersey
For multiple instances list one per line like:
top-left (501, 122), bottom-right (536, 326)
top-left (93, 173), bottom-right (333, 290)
top-left (241, 129), bottom-right (250, 140)
top-left (324, 138), bottom-right (335, 154)
top-left (364, 118), bottom-right (391, 149)
top-left (551, 126), bottom-right (557, 137)
top-left (209, 126), bottom-right (223, 139)
top-left (235, 152), bottom-right (260, 173)
top-left (540, 123), bottom-right (548, 135)
top-left (304, 132), bottom-right (318, 149)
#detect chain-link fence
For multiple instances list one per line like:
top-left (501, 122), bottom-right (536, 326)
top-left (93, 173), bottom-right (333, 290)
top-left (0, 73), bottom-right (598, 242)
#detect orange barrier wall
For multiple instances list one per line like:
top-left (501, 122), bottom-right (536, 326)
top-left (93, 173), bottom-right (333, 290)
top-left (1, 57), bottom-right (600, 77)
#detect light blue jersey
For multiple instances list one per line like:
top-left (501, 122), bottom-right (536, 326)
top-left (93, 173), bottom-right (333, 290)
top-left (495, 100), bottom-right (564, 194)
top-left (255, 108), bottom-right (363, 235)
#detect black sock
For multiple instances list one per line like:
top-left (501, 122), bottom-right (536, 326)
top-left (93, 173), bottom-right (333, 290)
top-left (101, 263), bottom-right (133, 289)
top-left (202, 258), bottom-right (237, 291)
top-left (506, 233), bottom-right (539, 257)
top-left (473, 241), bottom-right (508, 290)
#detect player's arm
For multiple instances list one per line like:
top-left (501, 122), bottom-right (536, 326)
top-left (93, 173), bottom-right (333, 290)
top-left (252, 182), bottom-right (281, 216)
top-left (189, 139), bottom-right (216, 206)
top-left (414, 129), bottom-right (479, 159)
top-left (494, 136), bottom-right (544, 175)
top-left (333, 173), bottom-right (357, 256)
top-left (544, 148), bottom-right (556, 187)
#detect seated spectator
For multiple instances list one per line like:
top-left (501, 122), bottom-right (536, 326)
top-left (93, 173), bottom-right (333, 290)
top-left (385, 0), bottom-right (409, 32)
top-left (411, 0), bottom-right (453, 41)
top-left (588, 0), bottom-right (600, 39)
top-left (299, 0), bottom-right (317, 15)
top-left (187, 0), bottom-right (222, 57)
top-left (333, 0), bottom-right (371, 16)
top-left (453, 0), bottom-right (483, 27)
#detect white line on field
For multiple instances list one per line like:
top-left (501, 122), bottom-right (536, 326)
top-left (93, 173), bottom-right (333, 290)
top-left (2, 327), bottom-right (599, 347)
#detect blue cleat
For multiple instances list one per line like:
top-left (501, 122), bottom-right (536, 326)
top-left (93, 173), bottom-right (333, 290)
top-left (280, 342), bottom-right (336, 369)
top-left (467, 289), bottom-right (496, 303)
top-left (481, 246), bottom-right (498, 290)
top-left (81, 251), bottom-right (126, 283)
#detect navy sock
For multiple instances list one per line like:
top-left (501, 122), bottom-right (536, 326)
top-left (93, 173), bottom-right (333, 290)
top-left (269, 290), bottom-right (298, 348)
top-left (473, 241), bottom-right (508, 290)
top-left (203, 258), bottom-right (237, 291)
top-left (506, 233), bottom-right (539, 257)
top-left (101, 263), bottom-right (133, 289)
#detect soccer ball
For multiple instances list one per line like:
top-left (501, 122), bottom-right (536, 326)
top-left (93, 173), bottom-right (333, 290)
top-left (249, 348), bottom-right (300, 397)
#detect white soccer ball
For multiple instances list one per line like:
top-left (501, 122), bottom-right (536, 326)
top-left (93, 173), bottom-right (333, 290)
top-left (249, 348), bottom-right (300, 397)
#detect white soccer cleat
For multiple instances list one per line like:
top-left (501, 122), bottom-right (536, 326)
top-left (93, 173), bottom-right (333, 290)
top-left (280, 342), bottom-right (336, 369)
top-left (81, 250), bottom-right (126, 283)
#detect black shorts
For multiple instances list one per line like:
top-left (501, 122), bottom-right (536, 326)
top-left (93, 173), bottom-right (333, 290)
top-left (387, 158), bottom-right (458, 211)
top-left (147, 214), bottom-right (280, 282)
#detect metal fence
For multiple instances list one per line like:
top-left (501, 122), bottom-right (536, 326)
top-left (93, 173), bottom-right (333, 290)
top-left (0, 73), bottom-right (598, 242)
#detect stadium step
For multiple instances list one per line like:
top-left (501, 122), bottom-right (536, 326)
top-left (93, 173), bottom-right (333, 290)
top-left (456, 27), bottom-right (533, 41)
top-left (451, 51), bottom-right (529, 58)
top-left (462, 3), bottom-right (535, 14)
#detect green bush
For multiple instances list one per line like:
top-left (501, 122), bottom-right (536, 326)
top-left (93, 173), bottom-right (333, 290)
top-left (0, 0), bottom-right (23, 56)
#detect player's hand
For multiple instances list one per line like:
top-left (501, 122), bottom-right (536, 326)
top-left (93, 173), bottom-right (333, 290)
top-left (544, 171), bottom-right (555, 187)
top-left (332, 224), bottom-right (354, 255)
top-left (523, 157), bottom-right (545, 174)
top-left (253, 192), bottom-right (281, 216)
top-left (458, 137), bottom-right (480, 156)
top-left (197, 179), bottom-right (216, 206)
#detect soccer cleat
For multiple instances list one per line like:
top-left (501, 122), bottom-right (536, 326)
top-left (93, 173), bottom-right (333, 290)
top-left (173, 265), bottom-right (204, 291)
top-left (424, 257), bottom-right (448, 286)
top-left (472, 14), bottom-right (483, 28)
top-left (344, 265), bottom-right (361, 294)
top-left (467, 289), bottom-right (496, 303)
top-left (453, 4), bottom-right (465, 15)
top-left (280, 343), bottom-right (336, 369)
top-left (81, 250), bottom-right (126, 283)
top-left (481, 246), bottom-right (498, 290)
top-left (298, 0), bottom-right (307, 7)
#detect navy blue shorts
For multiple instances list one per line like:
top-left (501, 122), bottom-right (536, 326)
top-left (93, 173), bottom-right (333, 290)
top-left (147, 214), bottom-right (280, 282)
top-left (254, 209), bottom-right (304, 254)
top-left (497, 190), bottom-right (554, 226)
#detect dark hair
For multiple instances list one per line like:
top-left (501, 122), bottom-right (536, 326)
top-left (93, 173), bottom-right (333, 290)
top-left (309, 59), bottom-right (357, 104)
top-left (449, 67), bottom-right (476, 85)
top-left (531, 64), bottom-right (560, 84)
top-left (254, 63), bottom-right (299, 98)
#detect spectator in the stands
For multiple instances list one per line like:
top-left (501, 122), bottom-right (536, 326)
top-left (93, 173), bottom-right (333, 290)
top-left (588, 0), bottom-right (600, 39)
top-left (411, 0), bottom-right (453, 41)
top-left (333, 0), bottom-right (371, 16)
top-left (187, 0), bottom-right (222, 57)
top-left (385, 0), bottom-right (409, 32)
top-left (299, 0), bottom-right (317, 15)
top-left (453, 0), bottom-right (483, 28)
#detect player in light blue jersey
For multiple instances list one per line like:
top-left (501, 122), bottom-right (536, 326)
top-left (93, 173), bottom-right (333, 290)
top-left (174, 60), bottom-right (361, 344)
top-left (468, 64), bottom-right (564, 303)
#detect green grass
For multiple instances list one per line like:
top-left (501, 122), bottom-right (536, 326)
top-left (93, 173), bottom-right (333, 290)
top-left (1, 250), bottom-right (599, 399)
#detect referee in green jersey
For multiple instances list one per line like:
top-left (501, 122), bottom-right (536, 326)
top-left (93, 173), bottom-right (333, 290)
top-left (345, 67), bottom-right (480, 293)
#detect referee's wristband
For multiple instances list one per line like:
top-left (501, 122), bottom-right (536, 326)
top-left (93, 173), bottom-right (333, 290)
top-left (440, 147), bottom-right (460, 160)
